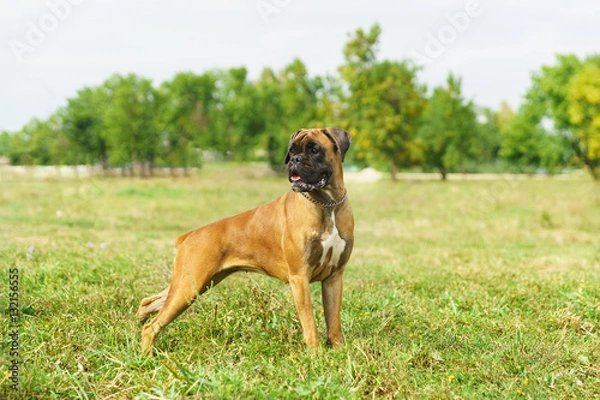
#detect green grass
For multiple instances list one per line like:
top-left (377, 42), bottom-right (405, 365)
top-left (1, 164), bottom-right (599, 399)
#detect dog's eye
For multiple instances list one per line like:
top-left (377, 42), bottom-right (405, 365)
top-left (310, 146), bottom-right (319, 154)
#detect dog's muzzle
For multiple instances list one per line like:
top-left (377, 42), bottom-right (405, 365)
top-left (289, 172), bottom-right (328, 192)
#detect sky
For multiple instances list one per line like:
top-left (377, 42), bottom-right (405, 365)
top-left (1, 0), bottom-right (600, 133)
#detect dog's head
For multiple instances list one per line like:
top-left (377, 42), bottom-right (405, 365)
top-left (285, 128), bottom-right (351, 192)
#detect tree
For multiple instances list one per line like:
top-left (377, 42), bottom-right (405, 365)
top-left (43, 111), bottom-right (82, 165)
top-left (3, 120), bottom-right (39, 165)
top-left (157, 71), bottom-right (216, 174)
top-left (0, 113), bottom-right (79, 166)
top-left (496, 101), bottom-right (516, 131)
top-left (477, 101), bottom-right (516, 168)
top-left (529, 54), bottom-right (582, 131)
top-left (0, 131), bottom-right (9, 158)
top-left (340, 24), bottom-right (426, 178)
top-left (474, 106), bottom-right (502, 165)
top-left (417, 74), bottom-right (479, 180)
top-left (313, 74), bottom-right (344, 126)
top-left (339, 23), bottom-right (381, 167)
top-left (524, 53), bottom-right (600, 179)
top-left (209, 67), bottom-right (265, 160)
top-left (255, 67), bottom-right (285, 169)
top-left (62, 86), bottom-right (109, 169)
top-left (253, 59), bottom-right (328, 171)
top-left (274, 59), bottom-right (323, 168)
top-left (567, 63), bottom-right (600, 179)
top-left (498, 99), bottom-right (570, 174)
top-left (101, 73), bottom-right (159, 176)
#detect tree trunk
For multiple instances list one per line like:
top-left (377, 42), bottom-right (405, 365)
top-left (99, 153), bottom-right (108, 170)
top-left (389, 160), bottom-right (398, 181)
top-left (589, 165), bottom-right (599, 181)
top-left (439, 166), bottom-right (448, 181)
top-left (583, 155), bottom-right (599, 181)
top-left (569, 136), bottom-right (598, 181)
top-left (227, 125), bottom-right (234, 161)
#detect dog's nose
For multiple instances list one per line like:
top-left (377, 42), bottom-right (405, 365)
top-left (291, 154), bottom-right (303, 164)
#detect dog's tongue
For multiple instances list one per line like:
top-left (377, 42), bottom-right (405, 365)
top-left (291, 175), bottom-right (302, 182)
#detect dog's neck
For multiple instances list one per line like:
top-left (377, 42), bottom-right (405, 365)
top-left (300, 190), bottom-right (347, 208)
top-left (301, 176), bottom-right (347, 208)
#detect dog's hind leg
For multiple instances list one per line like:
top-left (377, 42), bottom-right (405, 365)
top-left (139, 249), bottom-right (232, 355)
top-left (136, 286), bottom-right (170, 323)
top-left (140, 266), bottom-right (207, 355)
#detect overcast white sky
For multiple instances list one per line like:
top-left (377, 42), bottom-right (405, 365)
top-left (1, 0), bottom-right (600, 132)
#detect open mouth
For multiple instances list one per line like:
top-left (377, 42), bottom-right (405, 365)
top-left (289, 173), bottom-right (328, 192)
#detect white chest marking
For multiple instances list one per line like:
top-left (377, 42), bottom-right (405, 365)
top-left (320, 212), bottom-right (346, 267)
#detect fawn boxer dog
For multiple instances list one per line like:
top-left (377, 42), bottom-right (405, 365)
top-left (136, 128), bottom-right (354, 355)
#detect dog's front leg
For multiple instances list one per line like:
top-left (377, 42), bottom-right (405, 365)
top-left (322, 271), bottom-right (344, 347)
top-left (289, 274), bottom-right (319, 347)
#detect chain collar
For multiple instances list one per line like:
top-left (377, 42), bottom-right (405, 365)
top-left (300, 191), bottom-right (347, 208)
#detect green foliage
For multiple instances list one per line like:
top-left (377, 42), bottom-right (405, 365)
top-left (62, 86), bottom-right (109, 167)
top-left (2, 114), bottom-right (78, 166)
top-left (567, 63), bottom-right (600, 179)
top-left (1, 124), bottom-right (31, 165)
top-left (519, 53), bottom-right (600, 178)
top-left (529, 54), bottom-right (583, 132)
top-left (254, 59), bottom-right (328, 170)
top-left (156, 71), bottom-right (217, 172)
top-left (209, 67), bottom-right (262, 160)
top-left (340, 24), bottom-right (426, 177)
top-left (474, 107), bottom-right (502, 164)
top-left (499, 102), bottom-right (569, 172)
top-left (0, 131), bottom-right (8, 161)
top-left (101, 73), bottom-right (159, 174)
top-left (417, 74), bottom-right (479, 179)
top-left (340, 24), bottom-right (381, 72)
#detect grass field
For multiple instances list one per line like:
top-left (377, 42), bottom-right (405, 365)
top-left (1, 164), bottom-right (599, 399)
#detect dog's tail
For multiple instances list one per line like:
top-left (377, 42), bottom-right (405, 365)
top-left (136, 286), bottom-right (170, 324)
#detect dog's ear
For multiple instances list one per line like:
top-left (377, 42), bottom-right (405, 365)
top-left (323, 128), bottom-right (351, 162)
top-left (284, 130), bottom-right (302, 164)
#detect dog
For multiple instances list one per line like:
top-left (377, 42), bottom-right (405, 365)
top-left (136, 127), bottom-right (354, 355)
